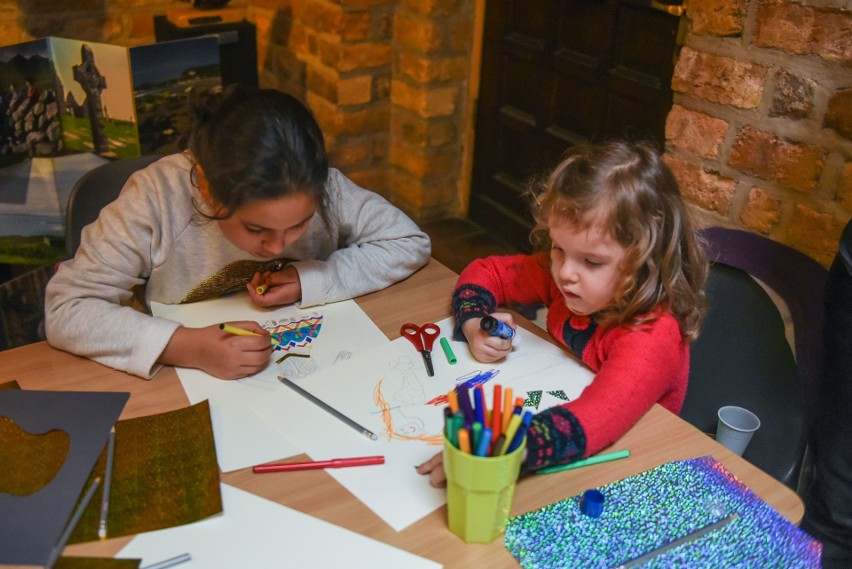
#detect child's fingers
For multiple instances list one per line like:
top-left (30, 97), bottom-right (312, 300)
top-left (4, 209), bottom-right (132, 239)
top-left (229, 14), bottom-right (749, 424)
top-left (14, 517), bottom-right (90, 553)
top-left (416, 453), bottom-right (448, 487)
top-left (490, 311), bottom-right (516, 327)
top-left (428, 464), bottom-right (447, 488)
top-left (416, 452), bottom-right (444, 475)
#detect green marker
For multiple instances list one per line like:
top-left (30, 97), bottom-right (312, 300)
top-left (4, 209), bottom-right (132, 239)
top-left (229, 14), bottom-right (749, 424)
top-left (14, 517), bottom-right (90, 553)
top-left (535, 449), bottom-right (631, 474)
top-left (440, 337), bottom-right (457, 365)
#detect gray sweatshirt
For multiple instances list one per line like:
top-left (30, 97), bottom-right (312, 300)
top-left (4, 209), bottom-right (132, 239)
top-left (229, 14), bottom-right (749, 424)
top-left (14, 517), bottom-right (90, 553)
top-left (45, 153), bottom-right (431, 378)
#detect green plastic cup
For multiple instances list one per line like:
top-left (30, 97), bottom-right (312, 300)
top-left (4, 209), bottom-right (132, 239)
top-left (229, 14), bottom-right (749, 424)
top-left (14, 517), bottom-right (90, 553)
top-left (443, 435), bottom-right (525, 543)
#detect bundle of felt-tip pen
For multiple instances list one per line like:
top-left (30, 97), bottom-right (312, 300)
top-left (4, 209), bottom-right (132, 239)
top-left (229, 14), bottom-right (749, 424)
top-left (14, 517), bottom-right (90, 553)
top-left (444, 384), bottom-right (533, 457)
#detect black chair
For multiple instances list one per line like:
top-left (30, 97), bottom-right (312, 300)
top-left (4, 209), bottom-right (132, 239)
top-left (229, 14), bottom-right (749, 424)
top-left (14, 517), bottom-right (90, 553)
top-left (802, 218), bottom-right (852, 567)
top-left (681, 226), bottom-right (827, 489)
top-left (65, 154), bottom-right (163, 257)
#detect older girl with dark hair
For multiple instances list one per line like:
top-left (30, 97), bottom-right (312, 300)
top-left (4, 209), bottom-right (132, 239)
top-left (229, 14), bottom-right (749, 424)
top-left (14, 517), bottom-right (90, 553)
top-left (46, 86), bottom-right (430, 380)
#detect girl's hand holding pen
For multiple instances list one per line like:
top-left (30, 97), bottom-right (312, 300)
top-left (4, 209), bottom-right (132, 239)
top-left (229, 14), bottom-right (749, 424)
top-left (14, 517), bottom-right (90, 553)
top-left (461, 313), bottom-right (516, 363)
top-left (159, 323), bottom-right (272, 380)
top-left (248, 266), bottom-right (302, 307)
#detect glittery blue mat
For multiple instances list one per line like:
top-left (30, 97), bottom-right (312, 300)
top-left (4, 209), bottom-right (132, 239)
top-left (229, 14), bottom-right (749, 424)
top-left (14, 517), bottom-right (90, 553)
top-left (504, 456), bottom-right (821, 568)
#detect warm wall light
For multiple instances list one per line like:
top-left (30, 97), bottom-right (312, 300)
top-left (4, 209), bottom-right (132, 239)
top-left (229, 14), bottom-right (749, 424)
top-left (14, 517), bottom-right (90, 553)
top-left (192, 0), bottom-right (231, 8)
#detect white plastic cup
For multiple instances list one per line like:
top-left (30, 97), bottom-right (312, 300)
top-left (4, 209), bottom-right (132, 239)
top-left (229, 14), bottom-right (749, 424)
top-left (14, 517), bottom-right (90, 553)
top-left (715, 406), bottom-right (761, 456)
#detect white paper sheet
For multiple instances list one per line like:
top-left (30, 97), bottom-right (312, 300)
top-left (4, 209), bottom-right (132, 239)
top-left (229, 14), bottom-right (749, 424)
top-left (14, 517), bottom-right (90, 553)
top-left (251, 317), bottom-right (595, 530)
top-left (118, 484), bottom-right (442, 569)
top-left (151, 295), bottom-right (389, 472)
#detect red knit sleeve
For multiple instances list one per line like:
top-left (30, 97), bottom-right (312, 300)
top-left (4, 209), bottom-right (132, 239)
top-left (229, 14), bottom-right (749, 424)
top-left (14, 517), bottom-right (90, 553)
top-left (523, 314), bottom-right (688, 471)
top-left (570, 315), bottom-right (688, 455)
top-left (452, 254), bottom-right (554, 340)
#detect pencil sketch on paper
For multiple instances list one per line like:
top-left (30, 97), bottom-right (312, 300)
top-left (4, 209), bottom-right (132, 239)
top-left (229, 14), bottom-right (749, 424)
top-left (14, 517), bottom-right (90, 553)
top-left (372, 362), bottom-right (504, 445)
top-left (372, 356), bottom-right (439, 444)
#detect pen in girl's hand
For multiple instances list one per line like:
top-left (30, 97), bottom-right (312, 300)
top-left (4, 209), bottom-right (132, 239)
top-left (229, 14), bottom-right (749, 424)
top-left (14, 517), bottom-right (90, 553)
top-left (219, 323), bottom-right (280, 346)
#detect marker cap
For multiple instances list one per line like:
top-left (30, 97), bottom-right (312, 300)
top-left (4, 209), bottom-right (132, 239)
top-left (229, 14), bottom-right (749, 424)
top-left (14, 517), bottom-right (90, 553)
top-left (580, 489), bottom-right (605, 518)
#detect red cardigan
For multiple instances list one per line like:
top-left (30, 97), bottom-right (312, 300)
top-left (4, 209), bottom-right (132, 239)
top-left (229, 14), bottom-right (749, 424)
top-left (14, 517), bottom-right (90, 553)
top-left (452, 253), bottom-right (689, 472)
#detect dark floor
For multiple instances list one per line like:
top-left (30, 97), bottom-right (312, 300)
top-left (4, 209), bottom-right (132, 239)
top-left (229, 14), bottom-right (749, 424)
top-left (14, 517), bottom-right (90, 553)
top-left (419, 216), bottom-right (524, 274)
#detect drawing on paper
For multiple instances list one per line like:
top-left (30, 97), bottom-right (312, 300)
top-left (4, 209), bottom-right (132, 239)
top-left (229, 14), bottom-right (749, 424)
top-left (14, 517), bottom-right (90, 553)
top-left (262, 314), bottom-right (324, 378)
top-left (372, 356), bottom-right (441, 444)
top-left (373, 363), bottom-right (506, 444)
top-left (424, 369), bottom-right (501, 406)
top-left (265, 314), bottom-right (323, 351)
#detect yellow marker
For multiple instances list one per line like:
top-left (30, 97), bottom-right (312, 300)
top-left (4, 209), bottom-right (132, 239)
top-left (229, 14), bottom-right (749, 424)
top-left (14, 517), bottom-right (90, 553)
top-left (256, 283), bottom-right (269, 295)
top-left (219, 323), bottom-right (279, 346)
top-left (501, 412), bottom-right (523, 455)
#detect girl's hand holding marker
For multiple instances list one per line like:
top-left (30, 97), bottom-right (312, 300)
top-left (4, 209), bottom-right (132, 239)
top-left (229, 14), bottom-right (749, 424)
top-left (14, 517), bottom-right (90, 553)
top-left (460, 313), bottom-right (520, 364)
top-left (248, 266), bottom-right (302, 307)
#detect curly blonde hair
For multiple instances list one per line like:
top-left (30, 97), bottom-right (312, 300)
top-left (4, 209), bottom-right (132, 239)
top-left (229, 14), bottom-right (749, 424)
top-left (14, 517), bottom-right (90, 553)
top-left (529, 141), bottom-right (708, 341)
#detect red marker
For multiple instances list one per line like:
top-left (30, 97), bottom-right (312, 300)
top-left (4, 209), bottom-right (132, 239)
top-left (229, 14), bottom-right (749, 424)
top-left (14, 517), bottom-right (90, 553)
top-left (253, 455), bottom-right (385, 473)
top-left (491, 384), bottom-right (503, 442)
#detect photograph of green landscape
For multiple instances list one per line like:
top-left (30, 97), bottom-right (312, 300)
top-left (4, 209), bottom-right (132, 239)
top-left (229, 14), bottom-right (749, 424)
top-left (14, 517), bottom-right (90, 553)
top-left (130, 36), bottom-right (221, 156)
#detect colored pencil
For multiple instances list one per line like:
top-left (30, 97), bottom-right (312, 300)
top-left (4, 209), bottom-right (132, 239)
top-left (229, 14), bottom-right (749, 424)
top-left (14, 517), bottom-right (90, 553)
top-left (280, 376), bottom-right (378, 441)
top-left (98, 427), bottom-right (116, 539)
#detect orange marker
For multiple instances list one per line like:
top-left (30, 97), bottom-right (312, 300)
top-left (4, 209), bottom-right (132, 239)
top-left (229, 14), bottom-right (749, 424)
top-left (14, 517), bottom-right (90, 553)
top-left (491, 384), bottom-right (503, 441)
top-left (447, 389), bottom-right (459, 414)
top-left (457, 427), bottom-right (471, 454)
top-left (502, 388), bottom-right (514, 433)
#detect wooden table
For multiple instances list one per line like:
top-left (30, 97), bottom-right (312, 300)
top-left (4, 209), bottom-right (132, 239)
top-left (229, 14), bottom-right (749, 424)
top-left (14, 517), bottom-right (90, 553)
top-left (0, 259), bottom-right (804, 567)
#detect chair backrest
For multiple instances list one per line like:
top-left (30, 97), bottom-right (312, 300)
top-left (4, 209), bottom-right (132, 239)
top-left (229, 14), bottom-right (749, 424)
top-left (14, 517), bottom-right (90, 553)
top-left (65, 154), bottom-right (163, 257)
top-left (681, 227), bottom-right (828, 489)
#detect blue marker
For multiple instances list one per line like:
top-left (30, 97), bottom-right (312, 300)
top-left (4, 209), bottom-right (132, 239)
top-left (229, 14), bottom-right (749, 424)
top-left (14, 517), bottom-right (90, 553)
top-left (480, 315), bottom-right (520, 343)
top-left (473, 386), bottom-right (486, 425)
top-left (506, 410), bottom-right (533, 454)
top-left (476, 427), bottom-right (493, 457)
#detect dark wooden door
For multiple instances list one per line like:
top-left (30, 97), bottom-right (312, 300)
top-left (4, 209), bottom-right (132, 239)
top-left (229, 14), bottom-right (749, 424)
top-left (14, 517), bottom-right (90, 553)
top-left (470, 0), bottom-right (684, 251)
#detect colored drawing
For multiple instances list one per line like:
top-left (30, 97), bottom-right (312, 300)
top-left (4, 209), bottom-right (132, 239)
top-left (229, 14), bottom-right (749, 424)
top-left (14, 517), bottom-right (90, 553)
top-left (547, 390), bottom-right (569, 401)
top-left (455, 369), bottom-right (500, 390)
top-left (425, 369), bottom-right (500, 406)
top-left (266, 314), bottom-right (323, 352)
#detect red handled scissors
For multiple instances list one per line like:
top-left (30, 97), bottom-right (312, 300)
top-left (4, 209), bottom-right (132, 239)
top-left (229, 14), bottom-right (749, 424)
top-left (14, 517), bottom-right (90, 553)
top-left (400, 322), bottom-right (440, 377)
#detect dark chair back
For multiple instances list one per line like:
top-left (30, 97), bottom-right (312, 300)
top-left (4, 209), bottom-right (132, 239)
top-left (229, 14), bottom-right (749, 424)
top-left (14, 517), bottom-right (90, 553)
top-left (681, 227), bottom-right (827, 489)
top-left (65, 154), bottom-right (163, 257)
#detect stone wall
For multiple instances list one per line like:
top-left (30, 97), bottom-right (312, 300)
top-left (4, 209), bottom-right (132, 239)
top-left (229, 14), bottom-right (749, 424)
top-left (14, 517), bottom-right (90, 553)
top-left (2, 0), bottom-right (850, 262)
top-left (666, 0), bottom-right (851, 266)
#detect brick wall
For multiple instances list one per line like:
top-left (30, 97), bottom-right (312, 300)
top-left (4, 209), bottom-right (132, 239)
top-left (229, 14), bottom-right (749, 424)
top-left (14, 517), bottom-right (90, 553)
top-left (250, 0), bottom-right (473, 217)
top-left (666, 0), bottom-right (852, 266)
top-left (3, 0), bottom-right (849, 262)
